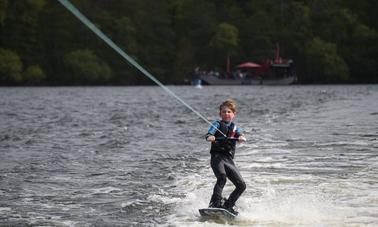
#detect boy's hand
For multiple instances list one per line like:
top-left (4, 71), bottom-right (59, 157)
top-left (206, 135), bottom-right (216, 142)
top-left (238, 135), bottom-right (246, 142)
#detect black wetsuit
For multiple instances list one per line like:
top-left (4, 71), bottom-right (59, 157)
top-left (206, 120), bottom-right (246, 208)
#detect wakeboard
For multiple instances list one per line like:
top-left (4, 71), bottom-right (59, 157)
top-left (199, 207), bottom-right (237, 220)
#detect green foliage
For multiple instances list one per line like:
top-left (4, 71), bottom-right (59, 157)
top-left (23, 65), bottom-right (45, 85)
top-left (209, 22), bottom-right (239, 56)
top-left (208, 22), bottom-right (239, 68)
top-left (173, 37), bottom-right (195, 83)
top-left (0, 0), bottom-right (8, 25)
top-left (0, 48), bottom-right (22, 84)
top-left (0, 0), bottom-right (377, 85)
top-left (63, 49), bottom-right (112, 85)
top-left (304, 38), bottom-right (349, 83)
top-left (2, 0), bottom-right (46, 66)
top-left (113, 16), bottom-right (137, 54)
top-left (173, 0), bottom-right (217, 65)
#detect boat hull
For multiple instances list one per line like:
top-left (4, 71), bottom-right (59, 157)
top-left (199, 75), bottom-right (296, 85)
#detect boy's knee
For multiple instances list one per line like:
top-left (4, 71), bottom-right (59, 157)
top-left (217, 174), bottom-right (227, 186)
top-left (238, 181), bottom-right (246, 192)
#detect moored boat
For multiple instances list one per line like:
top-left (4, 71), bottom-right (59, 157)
top-left (199, 61), bottom-right (296, 85)
top-left (195, 45), bottom-right (297, 85)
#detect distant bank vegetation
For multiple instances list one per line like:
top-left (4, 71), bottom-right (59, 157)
top-left (0, 0), bottom-right (377, 85)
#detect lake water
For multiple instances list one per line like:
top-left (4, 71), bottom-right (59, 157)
top-left (0, 85), bottom-right (377, 226)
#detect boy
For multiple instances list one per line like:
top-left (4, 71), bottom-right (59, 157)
top-left (206, 99), bottom-right (247, 215)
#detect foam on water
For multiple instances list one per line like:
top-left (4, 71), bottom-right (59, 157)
top-left (238, 187), bottom-right (348, 226)
top-left (90, 186), bottom-right (122, 194)
top-left (166, 171), bottom-right (352, 227)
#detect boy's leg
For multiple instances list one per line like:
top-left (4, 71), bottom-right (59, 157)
top-left (209, 154), bottom-right (227, 207)
top-left (224, 160), bottom-right (246, 209)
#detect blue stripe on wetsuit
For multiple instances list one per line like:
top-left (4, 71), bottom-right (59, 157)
top-left (207, 121), bottom-right (242, 136)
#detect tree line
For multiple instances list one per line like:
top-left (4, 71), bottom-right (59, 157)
top-left (0, 0), bottom-right (377, 85)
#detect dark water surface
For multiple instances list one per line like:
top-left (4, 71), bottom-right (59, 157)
top-left (0, 86), bottom-right (377, 226)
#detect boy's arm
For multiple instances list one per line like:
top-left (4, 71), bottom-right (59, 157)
top-left (236, 127), bottom-right (247, 142)
top-left (206, 121), bottom-right (219, 142)
top-left (206, 135), bottom-right (216, 142)
top-left (238, 134), bottom-right (247, 142)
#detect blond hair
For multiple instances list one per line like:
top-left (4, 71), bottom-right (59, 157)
top-left (219, 99), bottom-right (237, 113)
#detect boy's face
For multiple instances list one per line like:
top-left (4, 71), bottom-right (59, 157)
top-left (219, 106), bottom-right (235, 122)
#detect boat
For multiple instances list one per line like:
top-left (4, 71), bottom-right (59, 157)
top-left (196, 45), bottom-right (297, 85)
top-left (199, 62), bottom-right (296, 85)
